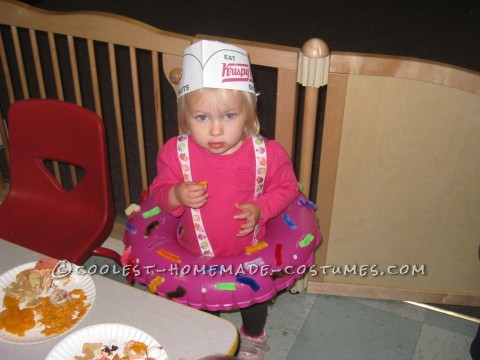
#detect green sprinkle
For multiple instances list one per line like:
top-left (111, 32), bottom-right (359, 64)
top-left (215, 283), bottom-right (237, 291)
top-left (297, 182), bottom-right (304, 191)
top-left (142, 206), bottom-right (161, 218)
top-left (299, 233), bottom-right (314, 247)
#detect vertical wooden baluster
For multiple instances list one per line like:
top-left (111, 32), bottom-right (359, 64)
top-left (47, 32), bottom-right (64, 100)
top-left (0, 31), bottom-right (16, 105)
top-left (109, 43), bottom-right (131, 206)
top-left (130, 46), bottom-right (148, 191)
top-left (29, 29), bottom-right (46, 98)
top-left (152, 50), bottom-right (164, 148)
top-left (47, 32), bottom-right (64, 185)
top-left (11, 26), bottom-right (29, 99)
top-left (67, 35), bottom-right (82, 107)
top-left (67, 35), bottom-right (81, 186)
top-left (87, 39), bottom-right (102, 116)
top-left (0, 34), bottom-right (13, 166)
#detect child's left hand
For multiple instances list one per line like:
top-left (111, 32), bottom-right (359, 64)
top-left (234, 203), bottom-right (262, 237)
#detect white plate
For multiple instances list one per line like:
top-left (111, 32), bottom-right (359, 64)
top-left (46, 323), bottom-right (169, 360)
top-left (0, 261), bottom-right (95, 344)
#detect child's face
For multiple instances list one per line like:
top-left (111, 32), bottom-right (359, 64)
top-left (184, 89), bottom-right (248, 155)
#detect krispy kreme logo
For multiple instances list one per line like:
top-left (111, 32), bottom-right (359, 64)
top-left (221, 63), bottom-right (253, 83)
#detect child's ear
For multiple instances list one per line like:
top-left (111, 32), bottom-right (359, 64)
top-left (178, 119), bottom-right (190, 135)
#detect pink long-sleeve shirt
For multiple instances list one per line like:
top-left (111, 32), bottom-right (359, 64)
top-left (150, 136), bottom-right (298, 257)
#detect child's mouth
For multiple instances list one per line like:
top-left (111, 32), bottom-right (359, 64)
top-left (208, 142), bottom-right (225, 149)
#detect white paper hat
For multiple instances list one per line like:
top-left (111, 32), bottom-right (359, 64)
top-left (178, 40), bottom-right (255, 98)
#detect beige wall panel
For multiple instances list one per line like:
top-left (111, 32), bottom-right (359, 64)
top-left (322, 75), bottom-right (480, 293)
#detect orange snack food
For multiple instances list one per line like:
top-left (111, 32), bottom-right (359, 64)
top-left (0, 288), bottom-right (90, 337)
top-left (0, 296), bottom-right (36, 336)
top-left (34, 288), bottom-right (90, 336)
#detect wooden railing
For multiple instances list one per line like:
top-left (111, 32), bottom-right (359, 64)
top-left (0, 0), bottom-right (326, 238)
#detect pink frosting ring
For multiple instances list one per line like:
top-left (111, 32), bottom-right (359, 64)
top-left (123, 193), bottom-right (321, 311)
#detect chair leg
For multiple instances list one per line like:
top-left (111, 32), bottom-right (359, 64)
top-left (92, 247), bottom-right (122, 266)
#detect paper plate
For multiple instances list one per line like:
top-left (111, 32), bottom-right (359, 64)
top-left (46, 323), bottom-right (169, 360)
top-left (0, 261), bottom-right (95, 344)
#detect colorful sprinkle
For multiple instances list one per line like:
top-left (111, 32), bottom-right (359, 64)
top-left (275, 244), bottom-right (283, 266)
top-left (271, 270), bottom-right (288, 280)
top-left (166, 286), bottom-right (186, 299)
top-left (148, 276), bottom-right (164, 293)
top-left (297, 198), bottom-right (317, 211)
top-left (282, 214), bottom-right (297, 230)
top-left (140, 189), bottom-right (149, 200)
top-left (245, 241), bottom-right (268, 255)
top-left (198, 180), bottom-right (208, 186)
top-left (124, 203), bottom-right (141, 216)
top-left (125, 222), bottom-right (137, 234)
top-left (243, 257), bottom-right (265, 268)
top-left (215, 283), bottom-right (237, 291)
top-left (236, 275), bottom-right (260, 292)
top-left (142, 206), bottom-right (161, 218)
top-left (299, 233), bottom-right (315, 247)
top-left (156, 248), bottom-right (181, 263)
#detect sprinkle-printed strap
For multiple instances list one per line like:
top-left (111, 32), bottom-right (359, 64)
top-left (252, 135), bottom-right (267, 243)
top-left (177, 135), bottom-right (215, 256)
top-left (252, 135), bottom-right (267, 199)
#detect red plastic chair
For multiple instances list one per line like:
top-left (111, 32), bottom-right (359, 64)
top-left (0, 99), bottom-right (120, 265)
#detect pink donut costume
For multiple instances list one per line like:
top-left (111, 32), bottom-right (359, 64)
top-left (122, 135), bottom-right (321, 310)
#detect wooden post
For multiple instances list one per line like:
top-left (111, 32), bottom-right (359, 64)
top-left (291, 38), bottom-right (330, 293)
top-left (297, 38), bottom-right (330, 197)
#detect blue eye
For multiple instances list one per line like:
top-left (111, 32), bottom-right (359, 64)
top-left (195, 115), bottom-right (208, 122)
top-left (225, 113), bottom-right (237, 120)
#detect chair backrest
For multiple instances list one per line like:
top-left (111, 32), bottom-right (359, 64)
top-left (7, 98), bottom-right (113, 215)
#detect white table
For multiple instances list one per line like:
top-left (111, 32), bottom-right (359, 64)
top-left (0, 239), bottom-right (238, 359)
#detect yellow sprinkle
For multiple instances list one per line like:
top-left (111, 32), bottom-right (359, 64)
top-left (245, 241), bottom-right (268, 255)
top-left (148, 276), bottom-right (164, 293)
top-left (198, 180), bottom-right (208, 186)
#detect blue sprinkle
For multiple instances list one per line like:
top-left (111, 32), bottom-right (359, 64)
top-left (298, 198), bottom-right (317, 211)
top-left (236, 275), bottom-right (260, 292)
top-left (282, 214), bottom-right (297, 230)
top-left (125, 222), bottom-right (137, 234)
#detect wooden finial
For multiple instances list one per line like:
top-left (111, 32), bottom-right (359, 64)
top-left (297, 38), bottom-right (330, 87)
top-left (169, 68), bottom-right (182, 84)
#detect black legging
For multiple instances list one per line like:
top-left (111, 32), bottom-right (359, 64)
top-left (240, 301), bottom-right (268, 337)
top-left (206, 301), bottom-right (268, 337)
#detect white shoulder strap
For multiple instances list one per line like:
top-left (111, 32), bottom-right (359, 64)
top-left (177, 135), bottom-right (215, 256)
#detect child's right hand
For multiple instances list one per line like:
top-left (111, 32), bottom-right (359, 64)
top-left (170, 182), bottom-right (208, 209)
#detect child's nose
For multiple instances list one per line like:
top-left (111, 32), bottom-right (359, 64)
top-left (209, 120), bottom-right (223, 135)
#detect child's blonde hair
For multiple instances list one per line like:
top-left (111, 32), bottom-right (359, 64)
top-left (177, 88), bottom-right (260, 138)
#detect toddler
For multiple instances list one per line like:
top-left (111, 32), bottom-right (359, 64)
top-left (150, 40), bottom-right (299, 360)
